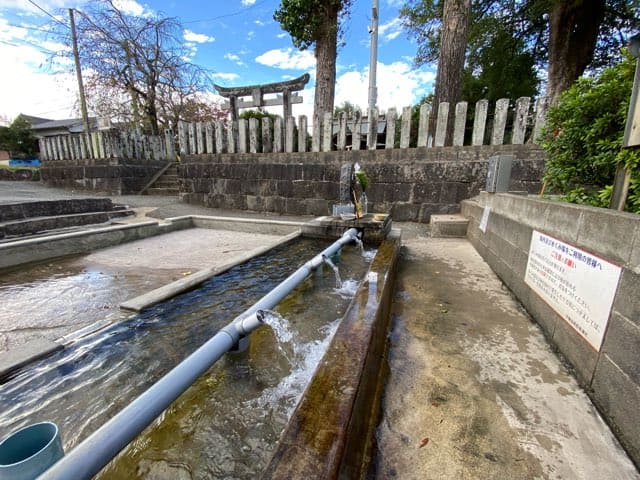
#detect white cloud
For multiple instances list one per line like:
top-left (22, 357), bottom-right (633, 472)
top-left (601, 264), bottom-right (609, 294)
top-left (183, 29), bottom-right (215, 43)
top-left (378, 17), bottom-right (403, 42)
top-left (276, 32), bottom-right (288, 39)
top-left (334, 61), bottom-right (435, 113)
top-left (224, 52), bottom-right (246, 67)
top-left (255, 48), bottom-right (316, 71)
top-left (212, 72), bottom-right (239, 82)
top-left (112, 0), bottom-right (147, 17)
top-left (0, 44), bottom-right (78, 119)
top-left (241, 0), bottom-right (257, 5)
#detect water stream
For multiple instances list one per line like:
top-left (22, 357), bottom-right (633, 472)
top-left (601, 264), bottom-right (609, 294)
top-left (0, 238), bottom-right (375, 479)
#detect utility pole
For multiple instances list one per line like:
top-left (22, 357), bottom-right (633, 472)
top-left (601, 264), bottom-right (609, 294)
top-left (69, 8), bottom-right (91, 134)
top-left (367, 0), bottom-right (379, 114)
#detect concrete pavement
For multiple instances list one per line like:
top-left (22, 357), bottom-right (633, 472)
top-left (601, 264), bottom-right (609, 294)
top-left (374, 233), bottom-right (639, 479)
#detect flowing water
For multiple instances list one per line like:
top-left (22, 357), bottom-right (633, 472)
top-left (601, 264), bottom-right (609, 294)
top-left (0, 238), bottom-right (375, 479)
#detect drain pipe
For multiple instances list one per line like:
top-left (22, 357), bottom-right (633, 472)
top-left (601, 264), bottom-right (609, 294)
top-left (38, 228), bottom-right (361, 480)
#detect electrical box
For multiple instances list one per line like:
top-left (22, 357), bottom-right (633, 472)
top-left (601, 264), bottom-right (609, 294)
top-left (485, 155), bottom-right (514, 193)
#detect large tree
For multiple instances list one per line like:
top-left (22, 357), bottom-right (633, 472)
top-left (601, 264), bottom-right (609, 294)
top-left (547, 0), bottom-right (605, 104)
top-left (274, 0), bottom-right (352, 120)
top-left (61, 0), bottom-right (217, 134)
top-left (401, 0), bottom-right (639, 104)
top-left (432, 0), bottom-right (470, 143)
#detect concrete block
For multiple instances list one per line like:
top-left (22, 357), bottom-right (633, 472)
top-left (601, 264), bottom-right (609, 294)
top-left (496, 194), bottom-right (549, 229)
top-left (612, 269), bottom-right (640, 328)
top-left (551, 314), bottom-right (599, 386)
top-left (0, 337), bottom-right (63, 380)
top-left (630, 225), bottom-right (640, 275)
top-left (430, 214), bottom-right (469, 238)
top-left (390, 203), bottom-right (419, 222)
top-left (439, 182), bottom-right (471, 204)
top-left (523, 290), bottom-right (558, 341)
top-left (601, 312), bottom-right (640, 385)
top-left (412, 183), bottom-right (441, 204)
top-left (577, 208), bottom-right (637, 267)
top-left (591, 355), bottom-right (640, 466)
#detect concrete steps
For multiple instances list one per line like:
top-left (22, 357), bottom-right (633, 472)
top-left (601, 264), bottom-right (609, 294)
top-left (144, 163), bottom-right (179, 196)
top-left (0, 199), bottom-right (134, 240)
top-left (429, 214), bottom-right (469, 238)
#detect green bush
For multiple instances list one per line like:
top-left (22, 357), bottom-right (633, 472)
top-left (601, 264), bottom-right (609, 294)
top-left (541, 55), bottom-right (640, 213)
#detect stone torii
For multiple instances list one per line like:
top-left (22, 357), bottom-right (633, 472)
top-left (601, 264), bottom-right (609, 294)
top-left (214, 73), bottom-right (310, 122)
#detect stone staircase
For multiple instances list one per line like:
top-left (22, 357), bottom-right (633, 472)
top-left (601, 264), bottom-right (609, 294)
top-left (0, 198), bottom-right (134, 240)
top-left (145, 162), bottom-right (180, 196)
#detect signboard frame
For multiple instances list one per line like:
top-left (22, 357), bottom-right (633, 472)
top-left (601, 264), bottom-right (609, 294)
top-left (524, 230), bottom-right (622, 351)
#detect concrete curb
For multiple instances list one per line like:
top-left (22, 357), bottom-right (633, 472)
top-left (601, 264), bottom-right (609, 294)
top-left (120, 230), bottom-right (302, 312)
top-left (262, 228), bottom-right (402, 478)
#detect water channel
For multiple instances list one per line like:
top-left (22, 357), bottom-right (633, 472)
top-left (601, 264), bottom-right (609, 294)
top-left (0, 237), bottom-right (375, 479)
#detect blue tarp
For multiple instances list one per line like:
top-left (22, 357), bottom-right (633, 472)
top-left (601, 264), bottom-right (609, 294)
top-left (8, 159), bottom-right (41, 166)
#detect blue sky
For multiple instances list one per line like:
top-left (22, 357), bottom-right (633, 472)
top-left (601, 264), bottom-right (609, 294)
top-left (0, 0), bottom-right (436, 123)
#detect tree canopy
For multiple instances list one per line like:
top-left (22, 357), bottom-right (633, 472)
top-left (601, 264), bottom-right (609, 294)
top-left (401, 0), bottom-right (639, 102)
top-left (0, 118), bottom-right (38, 158)
top-left (56, 0), bottom-right (221, 134)
top-left (274, 0), bottom-right (353, 118)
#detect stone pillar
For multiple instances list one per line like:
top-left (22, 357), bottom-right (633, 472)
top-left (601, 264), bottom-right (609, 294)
top-left (385, 108), bottom-right (397, 149)
top-left (472, 99), bottom-right (488, 146)
top-left (400, 106), bottom-right (412, 149)
top-left (491, 98), bottom-right (509, 145)
top-left (453, 101), bottom-right (468, 146)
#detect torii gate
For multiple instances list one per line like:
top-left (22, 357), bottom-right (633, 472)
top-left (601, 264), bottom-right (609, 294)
top-left (214, 73), bottom-right (310, 122)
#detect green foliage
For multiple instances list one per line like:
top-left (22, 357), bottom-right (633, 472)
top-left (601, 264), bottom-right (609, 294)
top-left (239, 110), bottom-right (277, 121)
top-left (334, 101), bottom-right (360, 116)
top-left (0, 118), bottom-right (38, 158)
top-left (273, 0), bottom-right (351, 50)
top-left (541, 55), bottom-right (640, 213)
top-left (400, 0), bottom-right (638, 100)
top-left (462, 23), bottom-right (538, 102)
top-left (355, 170), bottom-right (369, 191)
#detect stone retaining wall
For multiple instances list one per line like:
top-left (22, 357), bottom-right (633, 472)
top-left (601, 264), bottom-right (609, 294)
top-left (180, 144), bottom-right (545, 222)
top-left (462, 192), bottom-right (640, 466)
top-left (41, 158), bottom-right (165, 195)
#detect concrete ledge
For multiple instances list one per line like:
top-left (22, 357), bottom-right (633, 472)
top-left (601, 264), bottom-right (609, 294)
top-left (262, 228), bottom-right (401, 478)
top-left (0, 198), bottom-right (115, 222)
top-left (0, 220), bottom-right (163, 270)
top-left (0, 337), bottom-right (63, 382)
top-left (301, 214), bottom-right (392, 245)
top-left (430, 214), bottom-right (469, 237)
top-left (120, 230), bottom-right (302, 312)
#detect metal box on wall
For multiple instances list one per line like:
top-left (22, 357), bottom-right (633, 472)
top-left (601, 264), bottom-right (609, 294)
top-left (485, 154), bottom-right (514, 193)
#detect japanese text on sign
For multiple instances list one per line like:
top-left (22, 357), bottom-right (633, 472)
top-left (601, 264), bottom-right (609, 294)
top-left (524, 230), bottom-right (621, 351)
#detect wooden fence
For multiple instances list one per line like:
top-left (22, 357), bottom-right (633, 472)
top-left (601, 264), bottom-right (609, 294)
top-left (39, 96), bottom-right (549, 161)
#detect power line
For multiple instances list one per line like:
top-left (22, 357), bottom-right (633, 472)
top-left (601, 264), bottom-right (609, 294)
top-left (26, 0), bottom-right (69, 29)
top-left (0, 38), bottom-right (64, 57)
top-left (5, 21), bottom-right (67, 36)
top-left (183, 0), bottom-right (270, 24)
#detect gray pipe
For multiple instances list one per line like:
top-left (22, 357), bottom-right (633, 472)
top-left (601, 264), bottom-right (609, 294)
top-left (39, 228), bottom-right (361, 480)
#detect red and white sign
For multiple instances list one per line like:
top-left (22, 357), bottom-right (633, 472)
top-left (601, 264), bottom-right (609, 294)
top-left (524, 230), bottom-right (622, 351)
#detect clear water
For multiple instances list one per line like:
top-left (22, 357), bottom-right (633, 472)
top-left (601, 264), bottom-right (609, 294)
top-left (0, 238), bottom-right (375, 479)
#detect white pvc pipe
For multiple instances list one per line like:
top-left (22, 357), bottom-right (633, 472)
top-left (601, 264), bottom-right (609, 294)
top-left (39, 228), bottom-right (361, 480)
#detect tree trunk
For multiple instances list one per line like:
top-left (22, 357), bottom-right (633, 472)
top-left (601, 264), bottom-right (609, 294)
top-left (313, 3), bottom-right (339, 120)
top-left (432, 0), bottom-right (470, 145)
top-left (547, 0), bottom-right (605, 104)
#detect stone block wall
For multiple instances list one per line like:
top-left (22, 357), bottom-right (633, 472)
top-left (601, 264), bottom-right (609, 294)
top-left (462, 192), bottom-right (640, 466)
top-left (41, 158), bottom-right (166, 195)
top-left (180, 144), bottom-right (545, 222)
